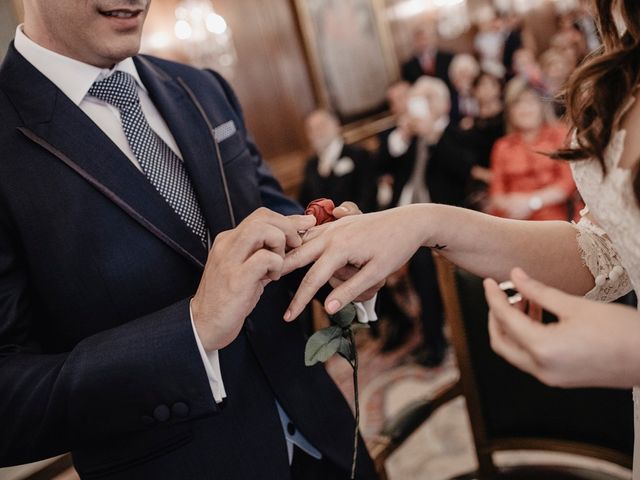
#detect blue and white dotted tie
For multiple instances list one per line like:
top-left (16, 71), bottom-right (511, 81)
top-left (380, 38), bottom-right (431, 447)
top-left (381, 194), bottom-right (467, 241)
top-left (88, 71), bottom-right (208, 245)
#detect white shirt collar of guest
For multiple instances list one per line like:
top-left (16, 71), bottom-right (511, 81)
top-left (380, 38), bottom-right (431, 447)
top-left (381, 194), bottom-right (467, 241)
top-left (14, 24), bottom-right (147, 107)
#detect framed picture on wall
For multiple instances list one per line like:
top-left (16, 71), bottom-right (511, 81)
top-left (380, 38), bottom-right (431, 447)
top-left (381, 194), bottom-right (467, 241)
top-left (293, 0), bottom-right (399, 131)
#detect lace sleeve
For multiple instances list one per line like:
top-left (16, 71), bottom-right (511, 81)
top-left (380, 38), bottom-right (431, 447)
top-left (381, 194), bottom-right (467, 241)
top-left (573, 209), bottom-right (632, 302)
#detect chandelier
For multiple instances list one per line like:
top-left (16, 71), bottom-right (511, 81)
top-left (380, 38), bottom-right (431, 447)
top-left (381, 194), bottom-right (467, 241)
top-left (173, 0), bottom-right (237, 78)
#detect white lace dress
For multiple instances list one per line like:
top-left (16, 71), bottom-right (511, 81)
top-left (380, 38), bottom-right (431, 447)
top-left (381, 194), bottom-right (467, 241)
top-left (571, 129), bottom-right (640, 477)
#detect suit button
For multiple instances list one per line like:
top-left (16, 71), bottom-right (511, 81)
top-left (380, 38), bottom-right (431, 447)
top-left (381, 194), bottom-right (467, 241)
top-left (287, 422), bottom-right (296, 436)
top-left (172, 402), bottom-right (190, 418)
top-left (153, 405), bottom-right (171, 422)
top-left (141, 415), bottom-right (155, 426)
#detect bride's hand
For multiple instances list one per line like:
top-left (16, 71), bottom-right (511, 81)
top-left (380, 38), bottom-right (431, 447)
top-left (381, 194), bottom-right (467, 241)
top-left (485, 267), bottom-right (640, 389)
top-left (283, 206), bottom-right (428, 321)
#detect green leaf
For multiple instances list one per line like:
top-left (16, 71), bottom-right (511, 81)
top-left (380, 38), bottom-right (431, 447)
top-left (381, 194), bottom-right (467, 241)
top-left (337, 336), bottom-right (355, 362)
top-left (305, 326), bottom-right (343, 366)
top-left (330, 303), bottom-right (357, 328)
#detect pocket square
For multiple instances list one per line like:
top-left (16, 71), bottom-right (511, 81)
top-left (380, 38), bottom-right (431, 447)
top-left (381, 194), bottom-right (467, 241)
top-left (213, 120), bottom-right (237, 143)
top-left (333, 157), bottom-right (355, 176)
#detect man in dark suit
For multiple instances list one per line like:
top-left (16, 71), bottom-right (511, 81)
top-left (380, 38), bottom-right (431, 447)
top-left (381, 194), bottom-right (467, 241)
top-left (0, 1), bottom-right (378, 478)
top-left (377, 77), bottom-right (482, 366)
top-left (401, 27), bottom-right (453, 87)
top-left (299, 110), bottom-right (376, 213)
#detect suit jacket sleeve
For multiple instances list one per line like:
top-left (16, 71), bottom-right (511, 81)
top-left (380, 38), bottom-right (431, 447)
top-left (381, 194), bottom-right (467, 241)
top-left (0, 198), bottom-right (217, 466)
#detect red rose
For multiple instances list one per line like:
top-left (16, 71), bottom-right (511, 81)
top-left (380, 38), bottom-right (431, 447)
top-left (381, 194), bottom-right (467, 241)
top-left (305, 198), bottom-right (336, 225)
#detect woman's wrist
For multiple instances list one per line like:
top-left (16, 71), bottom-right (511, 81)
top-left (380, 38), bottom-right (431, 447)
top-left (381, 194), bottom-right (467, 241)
top-left (408, 203), bottom-right (444, 250)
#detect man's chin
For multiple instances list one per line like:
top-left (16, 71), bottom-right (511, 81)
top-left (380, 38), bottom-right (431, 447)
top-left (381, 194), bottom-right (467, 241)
top-left (99, 41), bottom-right (143, 65)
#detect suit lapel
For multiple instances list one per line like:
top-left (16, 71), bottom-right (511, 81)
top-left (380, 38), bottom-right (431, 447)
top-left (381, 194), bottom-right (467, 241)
top-left (0, 46), bottom-right (225, 268)
top-left (134, 56), bottom-right (234, 236)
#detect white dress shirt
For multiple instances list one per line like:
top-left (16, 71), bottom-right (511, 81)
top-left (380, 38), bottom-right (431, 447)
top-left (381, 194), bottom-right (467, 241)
top-left (317, 138), bottom-right (344, 177)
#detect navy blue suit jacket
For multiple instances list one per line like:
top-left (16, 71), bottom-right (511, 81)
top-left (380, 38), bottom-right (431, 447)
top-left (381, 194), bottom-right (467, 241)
top-left (0, 45), bottom-right (377, 479)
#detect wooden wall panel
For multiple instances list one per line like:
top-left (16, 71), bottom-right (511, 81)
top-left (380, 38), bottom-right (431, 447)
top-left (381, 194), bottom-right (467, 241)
top-left (144, 0), bottom-right (316, 195)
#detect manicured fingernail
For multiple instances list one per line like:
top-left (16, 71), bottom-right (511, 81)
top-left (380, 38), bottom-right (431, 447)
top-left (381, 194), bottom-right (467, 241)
top-left (334, 206), bottom-right (348, 213)
top-left (327, 300), bottom-right (341, 314)
top-left (284, 310), bottom-right (292, 322)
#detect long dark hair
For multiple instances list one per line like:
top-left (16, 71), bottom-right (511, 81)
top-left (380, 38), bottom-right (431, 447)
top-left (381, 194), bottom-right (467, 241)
top-left (554, 0), bottom-right (640, 204)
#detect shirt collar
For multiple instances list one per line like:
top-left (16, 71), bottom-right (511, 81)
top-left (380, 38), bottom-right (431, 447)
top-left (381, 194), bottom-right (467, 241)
top-left (14, 24), bottom-right (147, 107)
top-left (320, 138), bottom-right (344, 162)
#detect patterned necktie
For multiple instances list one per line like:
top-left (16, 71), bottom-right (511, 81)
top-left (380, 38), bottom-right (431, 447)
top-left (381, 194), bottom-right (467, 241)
top-left (88, 71), bottom-right (208, 245)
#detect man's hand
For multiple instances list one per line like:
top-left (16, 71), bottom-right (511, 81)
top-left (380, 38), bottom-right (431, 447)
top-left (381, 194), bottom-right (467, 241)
top-left (191, 208), bottom-right (316, 351)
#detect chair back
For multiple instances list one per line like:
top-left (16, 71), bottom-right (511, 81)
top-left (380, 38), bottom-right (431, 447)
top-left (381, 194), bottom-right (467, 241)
top-left (434, 254), bottom-right (634, 471)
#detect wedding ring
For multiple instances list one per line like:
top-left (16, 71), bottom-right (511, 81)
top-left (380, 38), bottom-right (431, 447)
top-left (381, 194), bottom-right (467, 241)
top-left (499, 281), bottom-right (523, 305)
top-left (508, 293), bottom-right (523, 305)
top-left (499, 281), bottom-right (515, 291)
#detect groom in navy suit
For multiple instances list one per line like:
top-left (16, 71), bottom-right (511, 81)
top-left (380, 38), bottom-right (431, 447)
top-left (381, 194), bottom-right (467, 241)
top-left (0, 0), bottom-right (378, 478)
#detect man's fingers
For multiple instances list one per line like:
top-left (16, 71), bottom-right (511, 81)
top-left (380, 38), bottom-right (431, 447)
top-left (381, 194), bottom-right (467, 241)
top-left (245, 249), bottom-right (285, 282)
top-left (325, 263), bottom-right (384, 315)
top-left (288, 214), bottom-right (318, 234)
top-left (277, 214), bottom-right (316, 249)
top-left (333, 201), bottom-right (361, 219)
top-left (511, 268), bottom-right (574, 317)
top-left (260, 225), bottom-right (287, 259)
top-left (284, 253), bottom-right (347, 321)
top-left (248, 208), bottom-right (316, 249)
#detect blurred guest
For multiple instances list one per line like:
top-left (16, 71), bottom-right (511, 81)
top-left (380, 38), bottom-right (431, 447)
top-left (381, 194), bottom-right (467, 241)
top-left (502, 14), bottom-right (537, 80)
top-left (553, 12), bottom-right (589, 62)
top-left (401, 27), bottom-right (453, 86)
top-left (377, 82), bottom-right (411, 210)
top-left (299, 110), bottom-right (376, 212)
top-left (378, 77), bottom-right (482, 365)
top-left (540, 47), bottom-right (573, 117)
top-left (460, 71), bottom-right (505, 209)
top-left (449, 53), bottom-right (481, 124)
top-left (512, 48), bottom-right (545, 90)
top-left (490, 79), bottom-right (576, 221)
top-left (574, 1), bottom-right (601, 53)
top-left (474, 5), bottom-right (507, 78)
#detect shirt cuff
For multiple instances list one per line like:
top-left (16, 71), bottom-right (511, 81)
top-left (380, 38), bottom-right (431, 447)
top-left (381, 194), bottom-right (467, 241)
top-left (354, 295), bottom-right (378, 324)
top-left (189, 299), bottom-right (227, 404)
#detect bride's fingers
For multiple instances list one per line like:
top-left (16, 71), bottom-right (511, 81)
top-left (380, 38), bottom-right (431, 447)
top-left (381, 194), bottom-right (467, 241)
top-left (488, 313), bottom-right (539, 376)
top-left (284, 253), bottom-right (348, 321)
top-left (282, 237), bottom-right (325, 276)
top-left (324, 262), bottom-right (384, 315)
top-left (484, 278), bottom-right (545, 348)
top-left (299, 225), bottom-right (326, 244)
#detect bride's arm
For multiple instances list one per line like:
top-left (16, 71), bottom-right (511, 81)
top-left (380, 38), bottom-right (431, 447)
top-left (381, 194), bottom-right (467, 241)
top-left (283, 203), bottom-right (594, 320)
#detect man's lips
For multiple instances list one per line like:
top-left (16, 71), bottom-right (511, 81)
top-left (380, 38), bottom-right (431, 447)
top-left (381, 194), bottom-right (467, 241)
top-left (98, 8), bottom-right (143, 19)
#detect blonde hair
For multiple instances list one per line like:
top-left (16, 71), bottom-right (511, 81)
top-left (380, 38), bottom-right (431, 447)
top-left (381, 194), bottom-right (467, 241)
top-left (503, 77), bottom-right (556, 132)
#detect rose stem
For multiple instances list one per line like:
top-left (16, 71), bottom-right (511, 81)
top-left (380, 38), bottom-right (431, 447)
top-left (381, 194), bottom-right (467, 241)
top-left (349, 328), bottom-right (359, 480)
